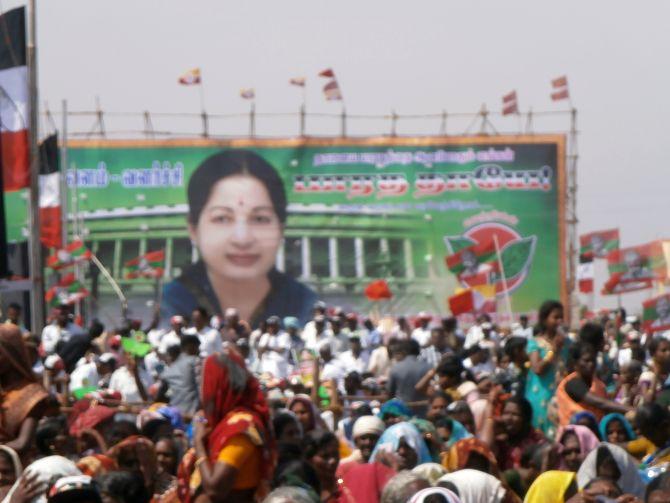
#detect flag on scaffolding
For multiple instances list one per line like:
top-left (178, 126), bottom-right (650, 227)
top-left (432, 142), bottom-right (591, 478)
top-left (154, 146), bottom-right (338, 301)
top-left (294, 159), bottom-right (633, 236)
top-left (46, 240), bottom-right (92, 270)
top-left (124, 250), bottom-right (165, 279)
top-left (45, 273), bottom-right (89, 307)
top-left (39, 134), bottom-right (62, 249)
top-left (0, 7), bottom-right (29, 192)
top-left (577, 256), bottom-right (594, 294)
top-left (319, 68), bottom-right (342, 101)
top-left (551, 75), bottom-right (570, 101)
top-left (502, 90), bottom-right (518, 115)
top-left (178, 67), bottom-right (201, 85)
top-left (579, 228), bottom-right (619, 261)
top-left (607, 241), bottom-right (668, 284)
top-left (240, 88), bottom-right (255, 100)
top-left (289, 77), bottom-right (306, 87)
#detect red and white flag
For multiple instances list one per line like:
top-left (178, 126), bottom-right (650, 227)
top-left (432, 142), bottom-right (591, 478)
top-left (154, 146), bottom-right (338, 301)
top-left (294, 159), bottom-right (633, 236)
top-left (38, 134), bottom-right (61, 249)
top-left (318, 68), bottom-right (335, 78)
top-left (178, 68), bottom-right (201, 85)
top-left (577, 258), bottom-right (594, 294)
top-left (240, 88), bottom-right (255, 100)
top-left (551, 75), bottom-right (569, 101)
top-left (289, 77), bottom-right (306, 87)
top-left (0, 7), bottom-right (29, 192)
top-left (502, 90), bottom-right (518, 115)
top-left (323, 79), bottom-right (343, 101)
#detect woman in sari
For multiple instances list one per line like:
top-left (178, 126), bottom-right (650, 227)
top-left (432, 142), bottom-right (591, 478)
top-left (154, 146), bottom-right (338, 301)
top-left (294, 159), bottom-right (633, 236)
top-left (576, 443), bottom-right (646, 499)
top-left (442, 437), bottom-right (500, 476)
top-left (556, 424), bottom-right (600, 472)
top-left (370, 422), bottom-right (432, 471)
top-left (599, 412), bottom-right (655, 459)
top-left (287, 395), bottom-right (326, 435)
top-left (438, 469), bottom-right (511, 503)
top-left (179, 348), bottom-right (274, 502)
top-left (525, 301), bottom-right (569, 437)
top-left (0, 325), bottom-right (49, 457)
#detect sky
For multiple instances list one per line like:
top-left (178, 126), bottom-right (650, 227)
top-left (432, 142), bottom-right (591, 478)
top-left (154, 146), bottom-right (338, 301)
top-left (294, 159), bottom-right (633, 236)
top-left (8, 0), bottom-right (669, 311)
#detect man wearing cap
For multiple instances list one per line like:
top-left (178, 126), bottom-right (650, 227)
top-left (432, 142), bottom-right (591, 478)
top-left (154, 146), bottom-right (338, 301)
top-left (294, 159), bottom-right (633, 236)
top-left (411, 312), bottom-right (433, 348)
top-left (258, 316), bottom-right (291, 379)
top-left (338, 415), bottom-right (385, 473)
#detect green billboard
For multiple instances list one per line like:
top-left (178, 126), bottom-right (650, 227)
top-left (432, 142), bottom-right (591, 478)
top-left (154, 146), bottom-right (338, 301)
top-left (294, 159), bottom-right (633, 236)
top-left (7, 135), bottom-right (566, 322)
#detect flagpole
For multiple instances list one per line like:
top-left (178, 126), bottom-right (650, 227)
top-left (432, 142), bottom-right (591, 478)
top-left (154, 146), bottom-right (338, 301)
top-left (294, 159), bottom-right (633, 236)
top-left (90, 254), bottom-right (127, 319)
top-left (493, 234), bottom-right (513, 323)
top-left (27, 0), bottom-right (45, 332)
top-left (60, 99), bottom-right (68, 247)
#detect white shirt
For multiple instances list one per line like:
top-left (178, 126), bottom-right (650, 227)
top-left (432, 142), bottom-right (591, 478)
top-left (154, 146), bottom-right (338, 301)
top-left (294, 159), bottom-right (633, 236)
top-left (321, 358), bottom-right (345, 390)
top-left (70, 361), bottom-right (99, 390)
top-left (367, 346), bottom-right (391, 379)
top-left (109, 366), bottom-right (153, 403)
top-left (339, 350), bottom-right (370, 375)
top-left (513, 326), bottom-right (534, 339)
top-left (411, 327), bottom-right (431, 347)
top-left (184, 326), bottom-right (223, 357)
top-left (258, 331), bottom-right (291, 378)
top-left (158, 330), bottom-right (181, 355)
top-left (41, 322), bottom-right (86, 355)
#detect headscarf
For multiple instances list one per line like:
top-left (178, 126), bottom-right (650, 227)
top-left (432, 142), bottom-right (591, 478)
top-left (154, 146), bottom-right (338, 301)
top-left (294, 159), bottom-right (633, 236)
top-left (370, 422), bottom-right (432, 466)
top-left (136, 404), bottom-right (185, 433)
top-left (352, 415), bottom-right (385, 439)
top-left (0, 325), bottom-right (35, 382)
top-left (201, 350), bottom-right (274, 487)
top-left (411, 463), bottom-right (447, 485)
top-left (378, 399), bottom-right (412, 421)
top-left (438, 469), bottom-right (505, 503)
top-left (576, 443), bottom-right (646, 499)
top-left (523, 471), bottom-right (576, 503)
top-left (557, 424), bottom-right (600, 470)
top-left (68, 405), bottom-right (116, 437)
top-left (570, 411), bottom-right (600, 437)
top-left (442, 437), bottom-right (499, 476)
top-left (409, 486), bottom-right (462, 503)
top-left (599, 413), bottom-right (636, 442)
top-left (76, 455), bottom-right (118, 477)
top-left (338, 462), bottom-right (396, 503)
top-left (445, 419), bottom-right (472, 447)
top-left (46, 474), bottom-right (102, 503)
top-left (0, 446), bottom-right (22, 481)
top-left (287, 394), bottom-right (324, 433)
top-left (3, 456), bottom-right (81, 503)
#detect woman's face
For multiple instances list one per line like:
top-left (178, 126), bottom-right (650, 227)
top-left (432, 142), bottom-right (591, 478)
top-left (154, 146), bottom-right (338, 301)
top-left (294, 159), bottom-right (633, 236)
top-left (544, 308), bottom-right (564, 333)
top-left (396, 438), bottom-right (418, 470)
top-left (428, 396), bottom-right (449, 420)
top-left (310, 439), bottom-right (339, 480)
top-left (278, 421), bottom-right (302, 445)
top-left (606, 419), bottom-right (629, 443)
top-left (155, 439), bottom-right (178, 476)
top-left (501, 402), bottom-right (526, 437)
top-left (576, 350), bottom-right (597, 380)
top-left (290, 402), bottom-right (313, 433)
top-left (654, 340), bottom-right (670, 369)
top-left (561, 432), bottom-right (582, 471)
top-left (190, 175), bottom-right (282, 282)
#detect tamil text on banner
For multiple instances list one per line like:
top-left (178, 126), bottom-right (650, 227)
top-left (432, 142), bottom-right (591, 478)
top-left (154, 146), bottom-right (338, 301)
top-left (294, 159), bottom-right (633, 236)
top-left (7, 136), bottom-right (566, 323)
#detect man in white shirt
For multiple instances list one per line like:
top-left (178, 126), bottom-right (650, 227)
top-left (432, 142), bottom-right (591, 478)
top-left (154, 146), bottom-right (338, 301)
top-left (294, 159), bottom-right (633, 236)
top-left (512, 315), bottom-right (534, 339)
top-left (304, 315), bottom-right (332, 352)
top-left (319, 341), bottom-right (345, 391)
top-left (257, 316), bottom-right (291, 379)
top-left (302, 302), bottom-right (329, 347)
top-left (40, 305), bottom-right (86, 355)
top-left (108, 355), bottom-right (152, 403)
top-left (411, 312), bottom-right (432, 347)
top-left (338, 335), bottom-right (370, 375)
top-left (329, 317), bottom-right (350, 354)
top-left (184, 307), bottom-right (222, 357)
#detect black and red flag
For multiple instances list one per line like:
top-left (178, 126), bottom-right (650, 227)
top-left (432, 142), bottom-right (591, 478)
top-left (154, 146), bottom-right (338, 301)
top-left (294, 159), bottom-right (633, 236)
top-left (38, 134), bottom-right (61, 249)
top-left (0, 7), bottom-right (29, 192)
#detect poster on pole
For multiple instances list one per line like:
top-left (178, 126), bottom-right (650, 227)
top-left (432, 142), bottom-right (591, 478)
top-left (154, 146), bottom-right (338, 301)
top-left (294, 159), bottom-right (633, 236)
top-left (5, 135), bottom-right (566, 325)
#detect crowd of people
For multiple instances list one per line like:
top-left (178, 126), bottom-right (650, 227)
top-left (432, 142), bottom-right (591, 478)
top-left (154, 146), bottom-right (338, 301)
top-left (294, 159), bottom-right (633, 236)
top-left (2, 298), bottom-right (670, 503)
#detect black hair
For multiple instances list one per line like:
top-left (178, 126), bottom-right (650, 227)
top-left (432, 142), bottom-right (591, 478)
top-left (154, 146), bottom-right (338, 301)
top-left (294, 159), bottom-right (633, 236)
top-left (431, 390), bottom-right (453, 406)
top-left (519, 314), bottom-right (528, 322)
top-left (570, 341), bottom-right (597, 362)
top-left (583, 476), bottom-right (622, 497)
top-left (504, 396), bottom-right (533, 428)
top-left (193, 306), bottom-right (209, 319)
top-left (504, 336), bottom-right (527, 359)
top-left (636, 403), bottom-right (670, 434)
top-left (187, 150), bottom-right (287, 226)
top-left (537, 300), bottom-right (563, 332)
top-left (7, 302), bottom-right (21, 312)
top-left (97, 471), bottom-right (150, 503)
top-left (434, 417), bottom-right (453, 431)
top-left (442, 317), bottom-right (457, 332)
top-left (646, 471), bottom-right (670, 502)
top-left (273, 411), bottom-right (301, 440)
top-left (437, 480), bottom-right (459, 497)
top-left (303, 430), bottom-right (338, 459)
top-left (88, 319), bottom-right (104, 339)
top-left (579, 322), bottom-right (604, 349)
top-left (437, 355), bottom-right (464, 378)
top-left (649, 336), bottom-right (670, 357)
top-left (106, 420), bottom-right (140, 447)
top-left (272, 459), bottom-right (321, 497)
top-left (596, 445), bottom-right (622, 480)
top-left (35, 416), bottom-right (66, 455)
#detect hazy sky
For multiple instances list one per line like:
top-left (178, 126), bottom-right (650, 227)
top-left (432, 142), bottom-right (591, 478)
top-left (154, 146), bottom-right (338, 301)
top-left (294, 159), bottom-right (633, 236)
top-left (9, 0), bottom-right (669, 310)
